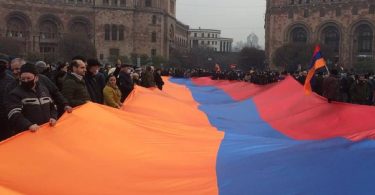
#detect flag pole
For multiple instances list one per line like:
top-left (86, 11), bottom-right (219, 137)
top-left (325, 64), bottom-right (330, 75)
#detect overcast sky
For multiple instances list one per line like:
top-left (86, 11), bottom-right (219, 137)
top-left (177, 0), bottom-right (266, 48)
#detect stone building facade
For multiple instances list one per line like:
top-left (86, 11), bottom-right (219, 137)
top-left (265, 0), bottom-right (375, 68)
top-left (0, 0), bottom-right (188, 62)
top-left (188, 28), bottom-right (233, 53)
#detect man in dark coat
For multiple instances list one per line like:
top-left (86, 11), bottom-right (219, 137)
top-left (312, 72), bottom-right (324, 96)
top-left (141, 66), bottom-right (156, 88)
top-left (84, 59), bottom-right (104, 104)
top-left (7, 58), bottom-right (72, 117)
top-left (350, 75), bottom-right (372, 105)
top-left (61, 60), bottom-right (91, 107)
top-left (117, 64), bottom-right (134, 102)
top-left (5, 63), bottom-right (57, 133)
top-left (322, 69), bottom-right (340, 103)
top-left (154, 68), bottom-right (164, 90)
top-left (0, 57), bottom-right (15, 140)
top-left (113, 59), bottom-right (122, 77)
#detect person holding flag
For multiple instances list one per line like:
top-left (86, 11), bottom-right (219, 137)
top-left (304, 45), bottom-right (328, 95)
top-left (322, 69), bottom-right (340, 103)
top-left (304, 45), bottom-right (341, 103)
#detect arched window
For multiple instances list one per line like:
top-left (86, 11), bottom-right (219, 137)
top-left (40, 20), bottom-right (58, 39)
top-left (356, 24), bottom-right (373, 53)
top-left (6, 17), bottom-right (27, 38)
top-left (322, 26), bottom-right (340, 52)
top-left (290, 27), bottom-right (307, 43)
top-left (70, 20), bottom-right (90, 38)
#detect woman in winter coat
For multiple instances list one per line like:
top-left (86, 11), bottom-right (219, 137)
top-left (103, 74), bottom-right (122, 109)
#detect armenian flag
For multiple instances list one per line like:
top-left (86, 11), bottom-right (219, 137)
top-left (304, 45), bottom-right (327, 94)
top-left (0, 76), bottom-right (375, 194)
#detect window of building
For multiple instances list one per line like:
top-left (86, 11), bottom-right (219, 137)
top-left (40, 44), bottom-right (56, 54)
top-left (151, 32), bottom-right (157, 42)
top-left (192, 40), bottom-right (198, 47)
top-left (323, 26), bottom-right (340, 52)
top-left (145, 0), bottom-right (151, 7)
top-left (6, 17), bottom-right (27, 38)
top-left (336, 8), bottom-right (341, 16)
top-left (120, 0), bottom-right (126, 6)
top-left (352, 7), bottom-right (358, 15)
top-left (111, 0), bottom-right (118, 6)
top-left (170, 0), bottom-right (175, 14)
top-left (103, 0), bottom-right (109, 5)
top-left (151, 49), bottom-right (157, 56)
top-left (356, 24), bottom-right (373, 53)
top-left (152, 15), bottom-right (157, 25)
top-left (288, 10), bottom-right (294, 19)
top-left (304, 9), bottom-right (309, 18)
top-left (119, 25), bottom-right (124, 40)
top-left (291, 27), bottom-right (308, 43)
top-left (320, 9), bottom-right (325, 17)
top-left (111, 25), bottom-right (118, 40)
top-left (39, 20), bottom-right (58, 39)
top-left (370, 5), bottom-right (375, 14)
top-left (104, 24), bottom-right (110, 40)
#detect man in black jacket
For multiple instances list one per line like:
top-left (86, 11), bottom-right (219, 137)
top-left (0, 57), bottom-right (15, 140)
top-left (5, 63), bottom-right (58, 133)
top-left (7, 58), bottom-right (72, 117)
top-left (154, 68), bottom-right (164, 90)
top-left (84, 59), bottom-right (104, 104)
top-left (118, 64), bottom-right (134, 102)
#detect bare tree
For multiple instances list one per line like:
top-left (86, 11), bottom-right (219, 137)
top-left (59, 33), bottom-right (96, 61)
top-left (272, 43), bottom-right (334, 72)
top-left (238, 47), bottom-right (266, 70)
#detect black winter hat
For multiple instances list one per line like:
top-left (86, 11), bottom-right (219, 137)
top-left (87, 59), bottom-right (101, 67)
top-left (20, 63), bottom-right (38, 75)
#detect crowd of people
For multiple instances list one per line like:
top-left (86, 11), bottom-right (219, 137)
top-left (172, 68), bottom-right (283, 85)
top-left (0, 54), bottom-right (164, 141)
top-left (175, 66), bottom-right (375, 106)
top-left (293, 69), bottom-right (375, 105)
top-left (1, 53), bottom-right (375, 141)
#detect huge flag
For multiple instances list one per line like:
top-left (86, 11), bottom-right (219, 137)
top-left (304, 45), bottom-right (327, 94)
top-left (0, 76), bottom-right (375, 194)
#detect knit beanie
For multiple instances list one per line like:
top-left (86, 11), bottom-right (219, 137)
top-left (20, 63), bottom-right (38, 75)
